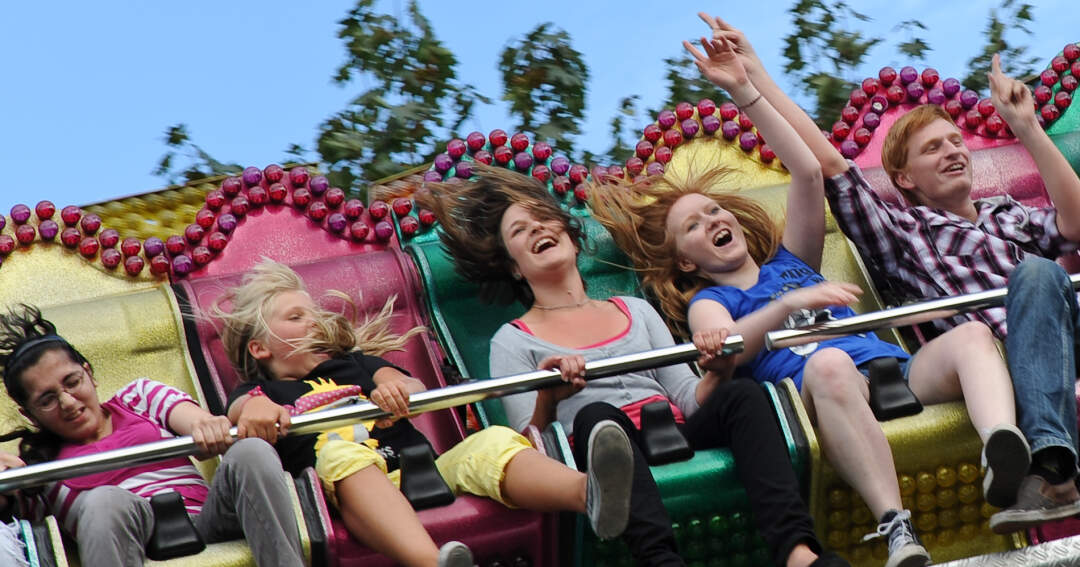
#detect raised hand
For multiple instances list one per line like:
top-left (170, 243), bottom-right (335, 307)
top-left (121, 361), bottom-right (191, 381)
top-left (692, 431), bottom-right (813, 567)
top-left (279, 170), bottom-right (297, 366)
top-left (683, 35), bottom-right (751, 98)
top-left (987, 53), bottom-right (1038, 133)
top-left (697, 13), bottom-right (765, 79)
top-left (779, 281), bottom-right (863, 312)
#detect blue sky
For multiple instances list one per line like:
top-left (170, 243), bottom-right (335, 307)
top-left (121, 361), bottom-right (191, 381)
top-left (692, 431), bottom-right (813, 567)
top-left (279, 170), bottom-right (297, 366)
top-left (1, 0), bottom-right (1075, 214)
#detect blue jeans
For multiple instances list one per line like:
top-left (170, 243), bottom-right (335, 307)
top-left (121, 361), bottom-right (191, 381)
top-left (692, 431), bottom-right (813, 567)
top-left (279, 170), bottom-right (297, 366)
top-left (1005, 257), bottom-right (1080, 462)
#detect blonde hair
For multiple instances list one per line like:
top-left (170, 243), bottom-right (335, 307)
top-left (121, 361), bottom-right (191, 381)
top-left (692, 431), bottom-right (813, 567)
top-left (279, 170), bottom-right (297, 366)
top-left (212, 259), bottom-right (425, 382)
top-left (589, 168), bottom-right (781, 337)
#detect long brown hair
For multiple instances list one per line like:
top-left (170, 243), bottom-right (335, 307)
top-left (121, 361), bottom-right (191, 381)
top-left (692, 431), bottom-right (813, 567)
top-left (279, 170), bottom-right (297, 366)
top-left (589, 167), bottom-right (781, 336)
top-left (415, 164), bottom-right (585, 307)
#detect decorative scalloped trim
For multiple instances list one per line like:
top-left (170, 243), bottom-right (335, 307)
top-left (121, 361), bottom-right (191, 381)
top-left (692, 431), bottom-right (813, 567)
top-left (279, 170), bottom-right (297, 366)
top-left (829, 43), bottom-right (1078, 159)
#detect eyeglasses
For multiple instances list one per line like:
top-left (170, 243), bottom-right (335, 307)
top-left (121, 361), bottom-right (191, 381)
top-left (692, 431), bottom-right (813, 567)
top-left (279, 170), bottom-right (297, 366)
top-left (30, 368), bottom-right (90, 413)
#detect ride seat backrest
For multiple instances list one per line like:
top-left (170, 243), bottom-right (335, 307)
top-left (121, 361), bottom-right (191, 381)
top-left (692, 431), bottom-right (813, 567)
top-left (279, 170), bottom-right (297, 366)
top-left (178, 249), bottom-right (467, 452)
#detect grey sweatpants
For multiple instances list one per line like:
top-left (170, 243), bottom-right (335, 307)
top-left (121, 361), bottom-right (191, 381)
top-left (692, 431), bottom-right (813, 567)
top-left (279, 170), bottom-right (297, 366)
top-left (68, 438), bottom-right (304, 567)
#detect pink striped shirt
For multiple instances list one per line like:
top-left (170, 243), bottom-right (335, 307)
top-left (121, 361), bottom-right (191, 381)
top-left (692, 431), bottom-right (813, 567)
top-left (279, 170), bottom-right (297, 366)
top-left (39, 378), bottom-right (209, 534)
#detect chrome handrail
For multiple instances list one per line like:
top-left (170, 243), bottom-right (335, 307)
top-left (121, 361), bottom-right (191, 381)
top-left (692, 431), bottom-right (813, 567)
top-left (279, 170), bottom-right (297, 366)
top-left (765, 274), bottom-right (1080, 350)
top-left (0, 337), bottom-right (743, 492)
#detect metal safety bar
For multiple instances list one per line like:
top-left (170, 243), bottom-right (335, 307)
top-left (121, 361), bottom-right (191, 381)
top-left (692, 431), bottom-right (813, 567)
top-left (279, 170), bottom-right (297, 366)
top-left (0, 337), bottom-right (743, 492)
top-left (765, 273), bottom-right (1080, 350)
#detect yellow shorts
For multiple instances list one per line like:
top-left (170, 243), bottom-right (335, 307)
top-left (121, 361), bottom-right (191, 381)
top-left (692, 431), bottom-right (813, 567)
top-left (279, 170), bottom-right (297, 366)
top-left (314, 425), bottom-right (532, 508)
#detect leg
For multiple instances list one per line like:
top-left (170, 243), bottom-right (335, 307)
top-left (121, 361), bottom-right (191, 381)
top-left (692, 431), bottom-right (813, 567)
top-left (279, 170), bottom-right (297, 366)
top-left (801, 348), bottom-right (903, 519)
top-left (681, 378), bottom-right (820, 567)
top-left (572, 402), bottom-right (684, 567)
top-left (195, 438), bottom-right (304, 567)
top-left (1005, 257), bottom-right (1080, 473)
top-left (501, 447), bottom-right (587, 512)
top-left (316, 438), bottom-right (441, 567)
top-left (906, 321), bottom-right (1016, 442)
top-left (340, 466), bottom-right (442, 566)
top-left (69, 486), bottom-right (154, 567)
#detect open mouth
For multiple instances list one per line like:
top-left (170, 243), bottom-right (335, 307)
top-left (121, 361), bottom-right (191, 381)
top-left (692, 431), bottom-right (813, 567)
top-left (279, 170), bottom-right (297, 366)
top-left (532, 236), bottom-right (558, 254)
top-left (942, 162), bottom-right (965, 174)
top-left (713, 229), bottom-right (733, 247)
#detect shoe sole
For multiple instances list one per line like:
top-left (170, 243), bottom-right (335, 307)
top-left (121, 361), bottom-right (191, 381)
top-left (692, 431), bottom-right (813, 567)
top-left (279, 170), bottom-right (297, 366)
top-left (989, 500), bottom-right (1080, 534)
top-left (983, 425), bottom-right (1031, 508)
top-left (587, 421), bottom-right (634, 540)
top-left (437, 541), bottom-right (473, 567)
top-left (884, 544), bottom-right (931, 567)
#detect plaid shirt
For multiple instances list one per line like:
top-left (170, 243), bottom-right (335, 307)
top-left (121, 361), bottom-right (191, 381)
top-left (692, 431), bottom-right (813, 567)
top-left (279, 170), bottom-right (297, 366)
top-left (825, 162), bottom-right (1078, 338)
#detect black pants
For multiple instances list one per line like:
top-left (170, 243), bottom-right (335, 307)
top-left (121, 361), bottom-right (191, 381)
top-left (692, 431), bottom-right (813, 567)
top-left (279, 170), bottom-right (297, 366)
top-left (572, 379), bottom-right (820, 567)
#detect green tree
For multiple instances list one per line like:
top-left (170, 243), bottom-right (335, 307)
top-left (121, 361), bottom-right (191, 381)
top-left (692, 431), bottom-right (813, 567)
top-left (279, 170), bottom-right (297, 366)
top-left (316, 0), bottom-right (487, 192)
top-left (500, 23), bottom-right (589, 157)
top-left (962, 0), bottom-right (1037, 93)
top-left (601, 96), bottom-right (642, 165)
top-left (894, 20), bottom-right (932, 62)
top-left (781, 0), bottom-right (883, 128)
top-left (153, 123), bottom-right (242, 186)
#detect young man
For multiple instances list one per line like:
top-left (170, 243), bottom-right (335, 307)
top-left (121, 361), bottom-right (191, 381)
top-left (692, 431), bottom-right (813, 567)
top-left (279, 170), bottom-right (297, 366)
top-left (697, 13), bottom-right (1080, 534)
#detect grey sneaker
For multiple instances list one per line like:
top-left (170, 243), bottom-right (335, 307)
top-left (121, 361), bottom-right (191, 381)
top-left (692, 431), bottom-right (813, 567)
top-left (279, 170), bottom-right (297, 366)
top-left (585, 419), bottom-right (633, 540)
top-left (989, 474), bottom-right (1080, 534)
top-left (862, 509), bottom-right (930, 567)
top-left (982, 423), bottom-right (1031, 508)
top-left (437, 541), bottom-right (473, 567)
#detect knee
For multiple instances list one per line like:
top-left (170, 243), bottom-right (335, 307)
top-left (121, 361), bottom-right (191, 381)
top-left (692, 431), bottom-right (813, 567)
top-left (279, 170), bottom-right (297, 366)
top-left (948, 321), bottom-right (998, 352)
top-left (716, 378), bottom-right (766, 407)
top-left (573, 401), bottom-right (624, 432)
top-left (802, 348), bottom-right (860, 401)
top-left (1010, 257), bottom-right (1069, 294)
top-left (222, 438), bottom-right (284, 476)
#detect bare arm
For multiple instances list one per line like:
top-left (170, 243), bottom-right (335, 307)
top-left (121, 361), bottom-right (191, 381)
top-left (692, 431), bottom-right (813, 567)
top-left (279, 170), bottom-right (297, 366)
top-left (370, 366), bottom-right (427, 427)
top-left (699, 13), bottom-right (850, 178)
top-left (684, 34), bottom-right (825, 269)
top-left (687, 282), bottom-right (863, 365)
top-left (167, 400), bottom-right (234, 457)
top-left (989, 54), bottom-right (1080, 241)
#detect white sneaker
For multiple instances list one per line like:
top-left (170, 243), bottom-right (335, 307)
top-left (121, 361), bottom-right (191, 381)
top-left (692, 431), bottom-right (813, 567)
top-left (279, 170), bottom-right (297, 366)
top-left (585, 420), bottom-right (633, 540)
top-left (437, 541), bottom-right (473, 567)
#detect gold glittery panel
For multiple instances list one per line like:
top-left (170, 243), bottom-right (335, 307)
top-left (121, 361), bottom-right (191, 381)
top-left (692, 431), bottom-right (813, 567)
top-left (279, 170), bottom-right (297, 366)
top-left (665, 137), bottom-right (792, 190)
top-left (0, 285), bottom-right (203, 453)
top-left (83, 183), bottom-right (216, 243)
top-left (0, 242), bottom-right (159, 310)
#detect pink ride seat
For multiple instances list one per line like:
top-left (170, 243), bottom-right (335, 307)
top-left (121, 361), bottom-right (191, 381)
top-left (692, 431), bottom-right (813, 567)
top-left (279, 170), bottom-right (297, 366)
top-left (178, 249), bottom-right (556, 567)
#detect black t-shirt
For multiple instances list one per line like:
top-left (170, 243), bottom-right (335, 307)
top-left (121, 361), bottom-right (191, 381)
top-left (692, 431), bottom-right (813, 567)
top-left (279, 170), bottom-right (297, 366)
top-left (228, 351), bottom-right (432, 477)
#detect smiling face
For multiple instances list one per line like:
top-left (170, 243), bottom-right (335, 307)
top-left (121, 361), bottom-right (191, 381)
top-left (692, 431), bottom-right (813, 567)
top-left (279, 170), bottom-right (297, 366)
top-left (665, 193), bottom-right (751, 278)
top-left (19, 348), bottom-right (109, 444)
top-left (248, 290), bottom-right (330, 380)
top-left (499, 202), bottom-right (578, 282)
top-left (895, 118), bottom-right (973, 206)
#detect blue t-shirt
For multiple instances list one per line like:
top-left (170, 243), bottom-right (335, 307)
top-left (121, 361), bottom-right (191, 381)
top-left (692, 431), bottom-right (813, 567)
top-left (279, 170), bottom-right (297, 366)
top-left (689, 247), bottom-right (909, 390)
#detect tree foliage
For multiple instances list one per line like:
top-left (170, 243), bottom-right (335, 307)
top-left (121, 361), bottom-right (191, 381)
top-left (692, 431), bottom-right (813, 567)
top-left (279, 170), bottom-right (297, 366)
top-left (499, 23), bottom-right (589, 157)
top-left (782, 0), bottom-right (884, 129)
top-left (153, 123), bottom-right (242, 186)
top-left (962, 0), bottom-right (1037, 92)
top-left (315, 0), bottom-right (487, 191)
top-left (653, 55), bottom-right (731, 116)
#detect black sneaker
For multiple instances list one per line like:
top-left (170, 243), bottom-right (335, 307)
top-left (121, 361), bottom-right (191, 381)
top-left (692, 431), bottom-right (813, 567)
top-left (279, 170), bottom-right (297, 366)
top-left (982, 423), bottom-right (1031, 508)
top-left (862, 509), bottom-right (930, 567)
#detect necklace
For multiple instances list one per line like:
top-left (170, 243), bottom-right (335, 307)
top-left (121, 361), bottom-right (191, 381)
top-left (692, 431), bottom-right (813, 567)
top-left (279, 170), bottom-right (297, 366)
top-left (532, 297), bottom-right (592, 311)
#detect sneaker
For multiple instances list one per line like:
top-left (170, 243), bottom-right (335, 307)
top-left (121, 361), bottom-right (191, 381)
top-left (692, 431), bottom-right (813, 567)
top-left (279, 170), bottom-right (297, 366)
top-left (989, 474), bottom-right (1080, 534)
top-left (982, 423), bottom-right (1031, 508)
top-left (809, 551), bottom-right (852, 566)
top-left (585, 419), bottom-right (634, 540)
top-left (437, 541), bottom-right (473, 567)
top-left (862, 509), bottom-right (930, 567)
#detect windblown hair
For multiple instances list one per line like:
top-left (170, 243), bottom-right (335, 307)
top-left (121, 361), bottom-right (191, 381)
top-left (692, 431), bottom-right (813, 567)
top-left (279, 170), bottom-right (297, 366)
top-left (0, 304), bottom-right (90, 465)
top-left (212, 259), bottom-right (425, 383)
top-left (881, 104), bottom-right (957, 205)
top-left (589, 167), bottom-right (781, 337)
top-left (415, 164), bottom-right (585, 307)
